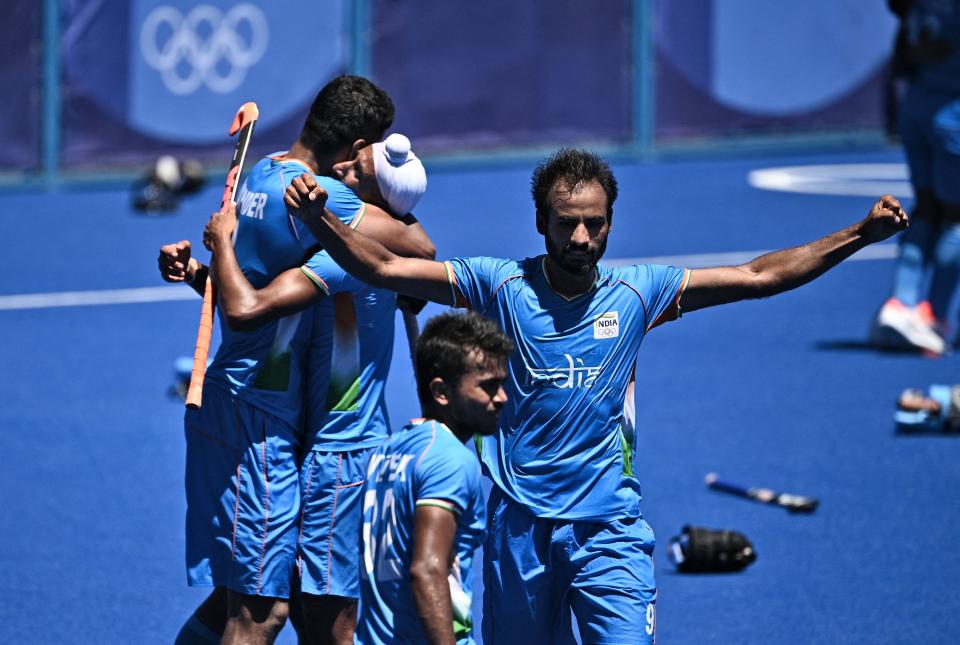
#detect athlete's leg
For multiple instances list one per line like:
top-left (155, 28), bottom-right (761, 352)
top-left (286, 582), bottom-right (308, 644)
top-left (565, 516), bottom-right (658, 645)
top-left (889, 86), bottom-right (941, 306)
top-left (926, 98), bottom-right (960, 327)
top-left (223, 591), bottom-right (289, 645)
top-left (481, 486), bottom-right (576, 645)
top-left (174, 588), bottom-right (226, 645)
top-left (928, 219), bottom-right (960, 325)
top-left (298, 448), bottom-right (371, 644)
top-left (890, 191), bottom-right (939, 307)
top-left (299, 594), bottom-right (357, 645)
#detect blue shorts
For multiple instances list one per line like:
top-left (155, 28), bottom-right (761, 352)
top-left (184, 385), bottom-right (302, 599)
top-left (298, 447), bottom-right (374, 598)
top-left (482, 487), bottom-right (657, 645)
top-left (899, 87), bottom-right (960, 204)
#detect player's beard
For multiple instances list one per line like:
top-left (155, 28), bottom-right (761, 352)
top-left (546, 235), bottom-right (607, 275)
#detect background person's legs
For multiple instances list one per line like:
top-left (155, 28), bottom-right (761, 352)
top-left (926, 215), bottom-right (960, 334)
top-left (889, 190), bottom-right (940, 308)
top-left (925, 98), bottom-right (960, 339)
top-left (871, 85), bottom-right (948, 352)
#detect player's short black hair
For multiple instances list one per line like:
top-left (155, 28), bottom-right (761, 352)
top-left (531, 148), bottom-right (618, 222)
top-left (298, 75), bottom-right (395, 154)
top-left (415, 312), bottom-right (514, 409)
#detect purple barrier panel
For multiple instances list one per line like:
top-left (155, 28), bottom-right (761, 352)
top-left (0, 1), bottom-right (41, 170)
top-left (653, 0), bottom-right (897, 142)
top-left (61, 0), bottom-right (349, 170)
top-left (371, 0), bottom-right (633, 153)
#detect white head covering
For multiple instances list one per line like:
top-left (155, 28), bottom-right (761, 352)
top-left (373, 133), bottom-right (427, 215)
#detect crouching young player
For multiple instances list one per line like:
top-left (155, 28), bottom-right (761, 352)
top-left (357, 312), bottom-right (512, 644)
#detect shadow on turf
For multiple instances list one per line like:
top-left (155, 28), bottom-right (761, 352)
top-left (894, 427), bottom-right (960, 438)
top-left (813, 339), bottom-right (941, 357)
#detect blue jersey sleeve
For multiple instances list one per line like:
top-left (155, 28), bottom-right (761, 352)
top-left (317, 176), bottom-right (365, 227)
top-left (445, 256), bottom-right (519, 312)
top-left (277, 168), bottom-right (364, 243)
top-left (618, 264), bottom-right (689, 330)
top-left (414, 440), bottom-right (481, 515)
top-left (300, 250), bottom-right (364, 296)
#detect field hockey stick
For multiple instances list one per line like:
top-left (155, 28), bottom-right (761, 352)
top-left (705, 472), bottom-right (819, 513)
top-left (185, 102), bottom-right (259, 409)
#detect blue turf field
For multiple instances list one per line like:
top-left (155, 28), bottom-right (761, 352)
top-left (3, 147), bottom-right (959, 644)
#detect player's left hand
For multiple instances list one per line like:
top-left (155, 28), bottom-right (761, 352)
top-left (203, 201), bottom-right (238, 251)
top-left (284, 172), bottom-right (329, 222)
top-left (860, 195), bottom-right (909, 243)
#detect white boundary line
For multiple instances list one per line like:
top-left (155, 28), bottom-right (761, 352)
top-left (0, 244), bottom-right (898, 312)
top-left (747, 163), bottom-right (913, 198)
top-left (0, 286), bottom-right (197, 311)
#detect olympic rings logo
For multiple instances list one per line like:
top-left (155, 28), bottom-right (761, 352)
top-left (140, 4), bottom-right (269, 96)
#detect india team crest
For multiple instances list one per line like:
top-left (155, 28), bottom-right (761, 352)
top-left (594, 311), bottom-right (619, 339)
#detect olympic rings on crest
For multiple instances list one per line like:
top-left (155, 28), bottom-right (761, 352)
top-left (140, 3), bottom-right (269, 96)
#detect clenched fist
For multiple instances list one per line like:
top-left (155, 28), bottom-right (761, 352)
top-left (283, 172), bottom-right (329, 223)
top-left (158, 240), bottom-right (197, 283)
top-left (861, 195), bottom-right (909, 243)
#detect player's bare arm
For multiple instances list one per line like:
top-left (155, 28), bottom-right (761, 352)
top-left (410, 505), bottom-right (459, 645)
top-left (158, 240), bottom-right (209, 297)
top-left (358, 202), bottom-right (436, 260)
top-left (195, 189), bottom-right (439, 332)
top-left (201, 203), bottom-right (317, 332)
top-left (284, 172), bottom-right (454, 305)
top-left (681, 195), bottom-right (908, 312)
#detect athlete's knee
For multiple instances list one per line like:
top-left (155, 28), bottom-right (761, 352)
top-left (226, 591), bottom-right (290, 633)
top-left (300, 593), bottom-right (358, 645)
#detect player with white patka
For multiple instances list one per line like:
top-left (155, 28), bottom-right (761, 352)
top-left (158, 77), bottom-right (434, 645)
top-left (281, 148), bottom-right (909, 643)
top-left (199, 131), bottom-right (433, 643)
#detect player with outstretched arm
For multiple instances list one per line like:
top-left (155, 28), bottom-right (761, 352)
top-left (282, 148), bottom-right (908, 643)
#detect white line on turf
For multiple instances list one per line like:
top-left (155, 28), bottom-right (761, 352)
top-left (0, 286), bottom-right (196, 311)
top-left (0, 243), bottom-right (898, 311)
top-left (747, 163), bottom-right (913, 198)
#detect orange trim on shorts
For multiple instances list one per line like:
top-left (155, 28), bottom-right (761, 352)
top-left (257, 429), bottom-right (270, 595)
top-left (325, 453), bottom-right (344, 594)
top-left (297, 455), bottom-right (317, 578)
top-left (230, 405), bottom-right (243, 564)
top-left (231, 462), bottom-right (242, 563)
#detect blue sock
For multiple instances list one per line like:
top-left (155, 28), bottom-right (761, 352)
top-left (174, 613), bottom-right (221, 645)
